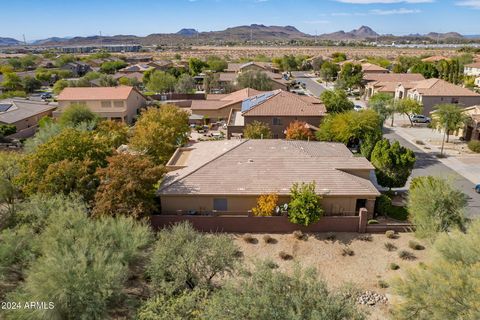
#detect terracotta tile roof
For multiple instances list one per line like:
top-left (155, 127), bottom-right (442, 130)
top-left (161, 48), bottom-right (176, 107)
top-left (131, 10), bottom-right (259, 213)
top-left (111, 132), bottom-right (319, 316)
top-left (191, 88), bottom-right (262, 111)
top-left (242, 90), bottom-right (326, 117)
top-left (421, 56), bottom-right (449, 62)
top-left (364, 73), bottom-right (425, 82)
top-left (112, 72), bottom-right (143, 80)
top-left (466, 61), bottom-right (480, 69)
top-left (361, 63), bottom-right (388, 72)
top-left (410, 78), bottom-right (480, 97)
top-left (57, 86), bottom-right (134, 101)
top-left (159, 140), bottom-right (379, 197)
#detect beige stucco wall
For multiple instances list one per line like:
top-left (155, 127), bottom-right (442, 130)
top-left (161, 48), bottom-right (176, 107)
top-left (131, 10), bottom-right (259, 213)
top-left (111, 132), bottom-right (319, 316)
top-left (10, 109), bottom-right (54, 132)
top-left (56, 90), bottom-right (146, 123)
top-left (420, 96), bottom-right (480, 115)
top-left (191, 101), bottom-right (242, 121)
top-left (160, 194), bottom-right (376, 217)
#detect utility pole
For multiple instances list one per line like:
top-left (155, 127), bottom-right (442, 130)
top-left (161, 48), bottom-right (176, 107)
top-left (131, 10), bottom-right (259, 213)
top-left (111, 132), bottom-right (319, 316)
top-left (22, 34), bottom-right (27, 45)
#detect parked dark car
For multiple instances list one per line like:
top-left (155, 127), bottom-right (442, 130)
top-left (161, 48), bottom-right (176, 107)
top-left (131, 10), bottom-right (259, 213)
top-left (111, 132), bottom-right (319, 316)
top-left (40, 92), bottom-right (52, 100)
top-left (475, 184), bottom-right (480, 193)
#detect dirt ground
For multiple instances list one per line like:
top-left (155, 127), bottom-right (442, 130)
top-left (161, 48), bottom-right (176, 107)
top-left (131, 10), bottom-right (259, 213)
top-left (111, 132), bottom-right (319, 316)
top-left (233, 232), bottom-right (430, 320)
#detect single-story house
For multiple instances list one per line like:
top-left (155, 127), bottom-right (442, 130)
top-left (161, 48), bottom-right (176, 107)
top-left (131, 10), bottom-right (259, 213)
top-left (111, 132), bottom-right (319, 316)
top-left (55, 86), bottom-right (146, 123)
top-left (61, 61), bottom-right (91, 77)
top-left (147, 60), bottom-right (174, 71)
top-left (158, 139), bottom-right (380, 218)
top-left (217, 62), bottom-right (289, 91)
top-left (227, 90), bottom-right (326, 139)
top-left (190, 88), bottom-right (263, 120)
top-left (461, 105), bottom-right (480, 141)
top-left (396, 78), bottom-right (480, 115)
top-left (361, 63), bottom-right (388, 74)
top-left (0, 99), bottom-right (57, 138)
top-left (118, 64), bottom-right (152, 73)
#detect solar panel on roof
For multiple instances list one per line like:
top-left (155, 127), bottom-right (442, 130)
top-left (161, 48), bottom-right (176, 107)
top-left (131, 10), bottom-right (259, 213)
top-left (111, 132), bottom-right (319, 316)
top-left (0, 103), bottom-right (13, 112)
top-left (241, 92), bottom-right (276, 112)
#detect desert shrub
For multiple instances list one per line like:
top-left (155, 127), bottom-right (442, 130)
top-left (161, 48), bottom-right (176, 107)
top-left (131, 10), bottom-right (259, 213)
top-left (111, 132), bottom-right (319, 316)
top-left (385, 230), bottom-right (396, 239)
top-left (415, 140), bottom-right (425, 145)
top-left (408, 240), bottom-right (425, 250)
top-left (358, 234), bottom-right (372, 242)
top-left (468, 140), bottom-right (480, 153)
top-left (342, 247), bottom-right (354, 256)
top-left (376, 194), bottom-right (392, 215)
top-left (389, 263), bottom-right (400, 270)
top-left (242, 234), bottom-right (257, 244)
top-left (279, 251), bottom-right (293, 260)
top-left (265, 261), bottom-right (279, 269)
top-left (384, 242), bottom-right (397, 251)
top-left (378, 280), bottom-right (389, 288)
top-left (263, 235), bottom-right (276, 244)
top-left (147, 222), bottom-right (238, 294)
top-left (367, 219), bottom-right (379, 225)
top-left (398, 250), bottom-right (416, 260)
top-left (293, 230), bottom-right (307, 240)
top-left (252, 193), bottom-right (278, 216)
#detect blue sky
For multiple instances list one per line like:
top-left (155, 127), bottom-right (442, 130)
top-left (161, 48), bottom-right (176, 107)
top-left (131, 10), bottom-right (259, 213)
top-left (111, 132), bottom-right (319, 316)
top-left (1, 0), bottom-right (479, 40)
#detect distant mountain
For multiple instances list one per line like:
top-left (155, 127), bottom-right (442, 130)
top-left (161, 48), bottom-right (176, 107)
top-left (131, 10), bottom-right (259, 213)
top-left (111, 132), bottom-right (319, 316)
top-left (176, 29), bottom-right (199, 36)
top-left (465, 34), bottom-right (480, 39)
top-left (319, 26), bottom-right (379, 40)
top-left (30, 37), bottom-right (72, 45)
top-left (0, 37), bottom-right (22, 46)
top-left (426, 32), bottom-right (464, 39)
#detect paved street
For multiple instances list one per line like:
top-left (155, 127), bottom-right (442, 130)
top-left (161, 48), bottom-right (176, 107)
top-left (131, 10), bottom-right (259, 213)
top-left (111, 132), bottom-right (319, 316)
top-left (384, 128), bottom-right (480, 218)
top-left (291, 71), bottom-right (327, 97)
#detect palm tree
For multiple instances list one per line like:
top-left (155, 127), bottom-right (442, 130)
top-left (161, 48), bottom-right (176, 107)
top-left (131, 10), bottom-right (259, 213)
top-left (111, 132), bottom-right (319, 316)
top-left (432, 104), bottom-right (467, 156)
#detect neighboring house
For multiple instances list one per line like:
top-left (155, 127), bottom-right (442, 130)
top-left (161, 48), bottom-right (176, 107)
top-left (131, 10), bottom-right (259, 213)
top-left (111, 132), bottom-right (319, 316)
top-left (475, 76), bottom-right (480, 88)
top-left (464, 61), bottom-right (480, 77)
top-left (55, 86), bottom-right (146, 123)
top-left (364, 73), bottom-right (425, 99)
top-left (0, 99), bottom-right (57, 138)
top-left (147, 60), bottom-right (174, 71)
top-left (217, 62), bottom-right (289, 91)
top-left (395, 78), bottom-right (480, 115)
top-left (190, 88), bottom-right (262, 120)
top-left (227, 90), bottom-right (326, 139)
top-left (61, 61), bottom-right (91, 77)
top-left (461, 105), bottom-right (480, 141)
top-left (158, 139), bottom-right (379, 217)
top-left (118, 64), bottom-right (152, 73)
top-left (361, 63), bottom-right (388, 74)
top-left (112, 72), bottom-right (144, 83)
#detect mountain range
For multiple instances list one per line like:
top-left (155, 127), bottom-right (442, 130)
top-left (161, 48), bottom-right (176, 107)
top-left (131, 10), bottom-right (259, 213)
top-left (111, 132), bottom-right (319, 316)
top-left (0, 25), bottom-right (476, 46)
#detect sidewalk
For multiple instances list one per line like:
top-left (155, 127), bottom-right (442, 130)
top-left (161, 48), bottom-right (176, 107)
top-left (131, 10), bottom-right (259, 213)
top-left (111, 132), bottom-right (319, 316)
top-left (387, 124), bottom-right (480, 184)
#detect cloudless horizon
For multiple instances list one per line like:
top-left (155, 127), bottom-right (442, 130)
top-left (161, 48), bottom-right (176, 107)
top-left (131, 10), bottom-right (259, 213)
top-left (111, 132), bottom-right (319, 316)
top-left (1, 0), bottom-right (480, 40)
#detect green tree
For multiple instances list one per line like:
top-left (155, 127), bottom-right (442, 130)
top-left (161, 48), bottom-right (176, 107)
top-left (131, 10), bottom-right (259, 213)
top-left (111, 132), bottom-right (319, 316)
top-left (311, 56), bottom-right (324, 72)
top-left (392, 220), bottom-right (480, 319)
top-left (396, 98), bottom-right (423, 127)
top-left (331, 52), bottom-right (347, 62)
top-left (58, 103), bottom-right (99, 127)
top-left (319, 61), bottom-right (340, 83)
top-left (95, 120), bottom-right (129, 149)
top-left (93, 154), bottom-right (164, 218)
top-left (203, 264), bottom-right (364, 320)
top-left (243, 120), bottom-right (272, 139)
top-left (0, 124), bottom-right (16, 137)
top-left (407, 176), bottom-right (467, 239)
top-left (23, 121), bottom-right (63, 153)
top-left (147, 222), bottom-right (238, 294)
top-left (4, 207), bottom-right (152, 320)
top-left (237, 70), bottom-right (273, 91)
top-left (146, 70), bottom-right (177, 93)
top-left (1, 72), bottom-right (22, 91)
top-left (130, 105), bottom-right (190, 165)
top-left (370, 139), bottom-right (416, 189)
top-left (174, 73), bottom-right (196, 94)
top-left (320, 89), bottom-right (354, 113)
top-left (53, 79), bottom-right (69, 94)
top-left (316, 110), bottom-right (383, 159)
top-left (432, 104), bottom-right (468, 154)
top-left (368, 93), bottom-right (394, 124)
top-left (410, 62), bottom-right (439, 78)
top-left (206, 56), bottom-right (228, 72)
top-left (337, 63), bottom-right (363, 90)
top-left (188, 58), bottom-right (208, 76)
top-left (17, 128), bottom-right (112, 196)
top-left (21, 76), bottom-right (41, 93)
top-left (99, 60), bottom-right (128, 74)
top-left (288, 182), bottom-right (323, 226)
top-left (55, 54), bottom-right (75, 67)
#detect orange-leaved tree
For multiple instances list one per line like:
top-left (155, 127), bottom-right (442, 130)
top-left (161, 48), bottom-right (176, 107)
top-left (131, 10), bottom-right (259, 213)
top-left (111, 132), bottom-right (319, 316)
top-left (285, 121), bottom-right (314, 141)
